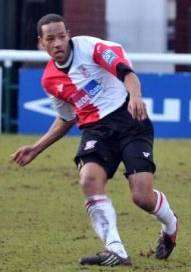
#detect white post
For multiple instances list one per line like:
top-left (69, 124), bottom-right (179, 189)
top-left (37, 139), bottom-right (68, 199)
top-left (106, 0), bottom-right (171, 73)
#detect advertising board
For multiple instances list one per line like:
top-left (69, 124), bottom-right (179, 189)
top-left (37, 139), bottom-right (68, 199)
top-left (18, 69), bottom-right (191, 138)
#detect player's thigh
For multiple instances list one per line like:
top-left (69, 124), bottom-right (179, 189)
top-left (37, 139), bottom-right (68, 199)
top-left (121, 138), bottom-right (156, 179)
top-left (74, 130), bottom-right (121, 180)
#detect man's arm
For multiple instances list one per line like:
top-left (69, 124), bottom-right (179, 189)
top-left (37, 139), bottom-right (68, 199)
top-left (92, 42), bottom-right (147, 120)
top-left (124, 72), bottom-right (147, 121)
top-left (11, 117), bottom-right (75, 166)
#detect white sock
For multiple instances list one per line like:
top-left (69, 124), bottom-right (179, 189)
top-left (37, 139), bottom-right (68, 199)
top-left (153, 190), bottom-right (177, 235)
top-left (85, 194), bottom-right (128, 258)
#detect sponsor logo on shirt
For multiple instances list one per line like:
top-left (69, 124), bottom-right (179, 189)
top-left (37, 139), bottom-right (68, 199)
top-left (102, 49), bottom-right (117, 65)
top-left (75, 94), bottom-right (90, 109)
top-left (71, 80), bottom-right (102, 109)
top-left (84, 80), bottom-right (102, 98)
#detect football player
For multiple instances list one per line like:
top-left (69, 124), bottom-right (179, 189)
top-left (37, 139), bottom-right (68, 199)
top-left (11, 14), bottom-right (178, 267)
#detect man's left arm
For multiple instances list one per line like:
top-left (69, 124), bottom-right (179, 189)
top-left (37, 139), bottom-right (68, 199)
top-left (124, 72), bottom-right (147, 121)
top-left (93, 41), bottom-right (147, 120)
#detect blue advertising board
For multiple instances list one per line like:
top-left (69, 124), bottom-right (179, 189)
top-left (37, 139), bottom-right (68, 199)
top-left (18, 69), bottom-right (191, 138)
top-left (18, 69), bottom-right (79, 135)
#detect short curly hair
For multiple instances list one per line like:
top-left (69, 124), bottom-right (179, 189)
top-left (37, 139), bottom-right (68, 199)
top-left (37, 13), bottom-right (66, 37)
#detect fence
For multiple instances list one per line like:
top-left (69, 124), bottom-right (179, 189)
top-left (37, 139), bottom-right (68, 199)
top-left (1, 50), bottom-right (191, 134)
top-left (1, 50), bottom-right (191, 66)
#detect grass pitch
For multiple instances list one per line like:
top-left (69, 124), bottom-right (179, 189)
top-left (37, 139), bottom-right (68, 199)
top-left (0, 135), bottom-right (191, 272)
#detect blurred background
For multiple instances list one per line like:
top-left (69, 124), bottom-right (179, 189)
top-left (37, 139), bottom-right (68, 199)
top-left (0, 0), bottom-right (191, 137)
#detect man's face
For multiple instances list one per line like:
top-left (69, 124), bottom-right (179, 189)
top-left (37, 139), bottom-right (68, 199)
top-left (39, 22), bottom-right (70, 64)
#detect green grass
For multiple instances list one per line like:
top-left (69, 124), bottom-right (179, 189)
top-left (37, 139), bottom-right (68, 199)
top-left (0, 135), bottom-right (191, 272)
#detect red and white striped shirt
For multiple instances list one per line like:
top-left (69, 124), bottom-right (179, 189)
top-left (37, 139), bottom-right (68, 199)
top-left (41, 36), bottom-right (132, 127)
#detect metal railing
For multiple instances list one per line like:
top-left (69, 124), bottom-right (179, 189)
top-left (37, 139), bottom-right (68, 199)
top-left (1, 50), bottom-right (191, 133)
top-left (1, 50), bottom-right (191, 67)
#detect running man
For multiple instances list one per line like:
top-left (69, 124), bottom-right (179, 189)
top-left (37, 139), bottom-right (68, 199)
top-left (11, 14), bottom-right (178, 267)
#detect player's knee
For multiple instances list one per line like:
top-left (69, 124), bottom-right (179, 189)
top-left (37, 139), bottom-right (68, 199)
top-left (79, 171), bottom-right (96, 190)
top-left (79, 164), bottom-right (106, 195)
top-left (132, 192), bottom-right (154, 212)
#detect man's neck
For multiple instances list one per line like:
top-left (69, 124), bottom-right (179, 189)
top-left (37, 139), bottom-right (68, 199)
top-left (55, 48), bottom-right (74, 69)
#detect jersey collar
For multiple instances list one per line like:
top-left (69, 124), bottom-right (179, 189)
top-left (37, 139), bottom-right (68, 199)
top-left (54, 40), bottom-right (74, 70)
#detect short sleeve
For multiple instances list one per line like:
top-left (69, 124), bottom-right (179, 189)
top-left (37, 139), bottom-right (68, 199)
top-left (49, 95), bottom-right (76, 121)
top-left (93, 42), bottom-right (133, 78)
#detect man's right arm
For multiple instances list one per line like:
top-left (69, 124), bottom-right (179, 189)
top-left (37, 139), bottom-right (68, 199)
top-left (11, 117), bottom-right (75, 167)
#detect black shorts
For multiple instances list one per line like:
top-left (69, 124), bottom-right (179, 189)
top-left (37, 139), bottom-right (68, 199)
top-left (74, 100), bottom-right (156, 179)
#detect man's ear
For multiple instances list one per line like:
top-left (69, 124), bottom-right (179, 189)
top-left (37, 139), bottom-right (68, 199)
top-left (37, 36), bottom-right (44, 50)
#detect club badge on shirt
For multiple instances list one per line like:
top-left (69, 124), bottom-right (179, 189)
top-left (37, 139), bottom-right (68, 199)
top-left (79, 65), bottom-right (91, 78)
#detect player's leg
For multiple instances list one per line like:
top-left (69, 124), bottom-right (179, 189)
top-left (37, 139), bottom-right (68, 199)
top-left (78, 161), bottom-right (131, 266)
top-left (128, 171), bottom-right (177, 259)
top-left (122, 142), bottom-right (178, 259)
top-left (74, 127), bottom-right (131, 266)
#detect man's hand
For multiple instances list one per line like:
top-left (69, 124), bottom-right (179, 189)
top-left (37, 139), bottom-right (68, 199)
top-left (10, 117), bottom-right (74, 167)
top-left (128, 96), bottom-right (147, 121)
top-left (10, 146), bottom-right (38, 167)
top-left (124, 73), bottom-right (147, 120)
